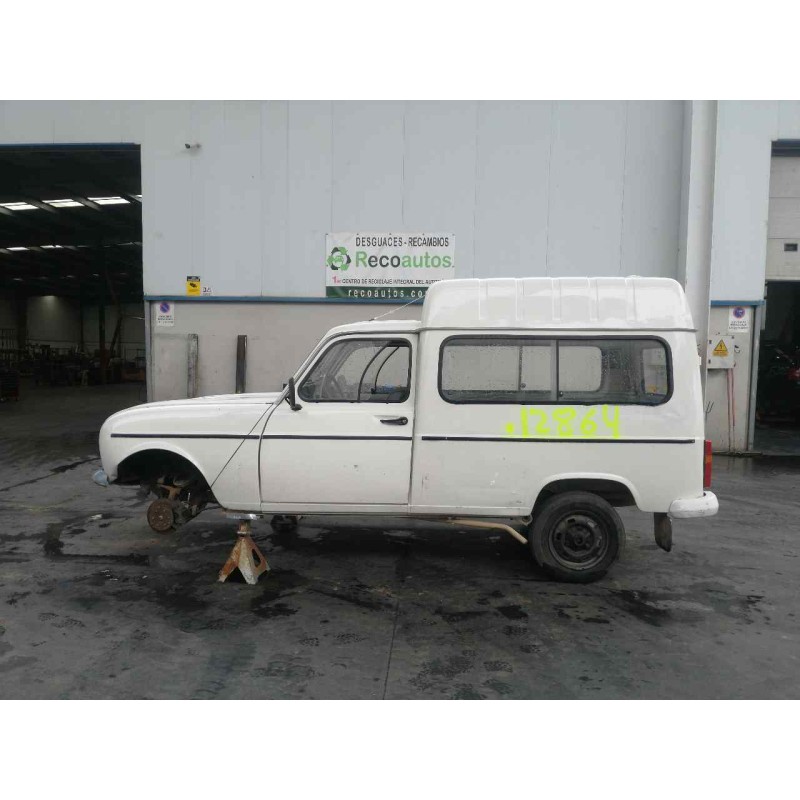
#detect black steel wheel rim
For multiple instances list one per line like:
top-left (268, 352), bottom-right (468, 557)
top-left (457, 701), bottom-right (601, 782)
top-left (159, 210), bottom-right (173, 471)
top-left (549, 511), bottom-right (609, 571)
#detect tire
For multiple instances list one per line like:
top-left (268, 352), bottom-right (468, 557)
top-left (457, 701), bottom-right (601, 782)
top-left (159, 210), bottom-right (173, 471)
top-left (528, 491), bottom-right (625, 583)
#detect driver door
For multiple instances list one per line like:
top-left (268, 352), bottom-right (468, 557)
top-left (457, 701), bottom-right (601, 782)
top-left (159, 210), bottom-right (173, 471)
top-left (259, 335), bottom-right (416, 510)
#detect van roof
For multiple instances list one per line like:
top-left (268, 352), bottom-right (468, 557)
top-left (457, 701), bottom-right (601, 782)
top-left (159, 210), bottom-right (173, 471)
top-left (421, 277), bottom-right (695, 331)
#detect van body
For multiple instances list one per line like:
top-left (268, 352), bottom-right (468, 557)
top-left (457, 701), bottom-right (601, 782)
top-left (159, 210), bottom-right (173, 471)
top-left (95, 277), bottom-right (718, 581)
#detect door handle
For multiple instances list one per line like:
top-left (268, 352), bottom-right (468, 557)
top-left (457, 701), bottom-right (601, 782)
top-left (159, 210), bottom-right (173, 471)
top-left (380, 416), bottom-right (408, 425)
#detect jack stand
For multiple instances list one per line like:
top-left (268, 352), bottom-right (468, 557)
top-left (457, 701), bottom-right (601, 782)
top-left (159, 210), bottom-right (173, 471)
top-left (218, 518), bottom-right (270, 585)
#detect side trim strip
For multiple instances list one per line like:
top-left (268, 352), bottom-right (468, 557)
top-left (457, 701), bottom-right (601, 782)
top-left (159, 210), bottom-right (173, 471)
top-left (111, 433), bottom-right (412, 441)
top-left (420, 436), bottom-right (695, 444)
top-left (111, 433), bottom-right (260, 440)
top-left (261, 434), bottom-right (412, 441)
top-left (111, 432), bottom-right (691, 444)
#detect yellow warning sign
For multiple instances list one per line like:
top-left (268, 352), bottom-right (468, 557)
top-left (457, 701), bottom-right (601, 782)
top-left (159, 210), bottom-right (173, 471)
top-left (186, 275), bottom-right (201, 296)
top-left (713, 340), bottom-right (729, 357)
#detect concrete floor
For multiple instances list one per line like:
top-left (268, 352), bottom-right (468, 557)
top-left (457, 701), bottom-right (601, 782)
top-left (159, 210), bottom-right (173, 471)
top-left (1, 382), bottom-right (799, 699)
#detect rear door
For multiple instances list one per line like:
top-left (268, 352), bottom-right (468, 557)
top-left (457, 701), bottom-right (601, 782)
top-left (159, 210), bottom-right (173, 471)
top-left (259, 335), bottom-right (416, 509)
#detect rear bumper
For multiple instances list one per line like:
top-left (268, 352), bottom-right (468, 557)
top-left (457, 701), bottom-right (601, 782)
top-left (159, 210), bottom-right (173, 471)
top-left (668, 491), bottom-right (718, 519)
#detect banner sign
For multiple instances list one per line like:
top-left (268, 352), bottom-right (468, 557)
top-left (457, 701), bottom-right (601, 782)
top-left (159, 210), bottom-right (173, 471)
top-left (326, 232), bottom-right (455, 300)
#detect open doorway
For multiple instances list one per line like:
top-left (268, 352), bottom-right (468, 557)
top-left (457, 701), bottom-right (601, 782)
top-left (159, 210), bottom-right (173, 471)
top-left (0, 144), bottom-right (143, 408)
top-left (754, 281), bottom-right (800, 454)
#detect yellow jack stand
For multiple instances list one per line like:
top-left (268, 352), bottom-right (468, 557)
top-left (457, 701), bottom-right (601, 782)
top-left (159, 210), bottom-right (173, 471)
top-left (218, 518), bottom-right (270, 585)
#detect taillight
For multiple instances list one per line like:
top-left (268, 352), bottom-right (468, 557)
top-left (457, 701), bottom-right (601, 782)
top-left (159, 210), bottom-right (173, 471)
top-left (788, 367), bottom-right (800, 381)
top-left (703, 440), bottom-right (713, 490)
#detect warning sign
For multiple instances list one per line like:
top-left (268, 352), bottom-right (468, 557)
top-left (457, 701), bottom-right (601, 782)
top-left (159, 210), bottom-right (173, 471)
top-left (186, 275), bottom-right (201, 296)
top-left (713, 340), bottom-right (729, 357)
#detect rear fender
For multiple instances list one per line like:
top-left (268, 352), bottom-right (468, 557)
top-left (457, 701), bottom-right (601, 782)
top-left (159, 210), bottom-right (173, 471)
top-left (532, 472), bottom-right (642, 512)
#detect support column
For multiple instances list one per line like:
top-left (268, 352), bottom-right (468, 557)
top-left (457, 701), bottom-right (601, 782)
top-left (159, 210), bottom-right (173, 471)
top-left (235, 335), bottom-right (247, 393)
top-left (14, 289), bottom-right (27, 352)
top-left (144, 300), bottom-right (153, 402)
top-left (98, 303), bottom-right (106, 384)
top-left (187, 333), bottom-right (199, 398)
top-left (677, 100), bottom-right (718, 398)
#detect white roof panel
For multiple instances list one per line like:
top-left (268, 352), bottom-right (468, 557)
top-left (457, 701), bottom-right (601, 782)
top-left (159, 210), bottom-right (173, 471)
top-left (420, 277), bottom-right (695, 331)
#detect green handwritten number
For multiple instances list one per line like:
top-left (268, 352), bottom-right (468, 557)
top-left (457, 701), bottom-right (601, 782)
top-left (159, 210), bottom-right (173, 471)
top-left (552, 407), bottom-right (576, 437)
top-left (580, 408), bottom-right (598, 436)
top-left (602, 405), bottom-right (621, 438)
top-left (504, 405), bottom-right (621, 439)
top-left (529, 408), bottom-right (550, 436)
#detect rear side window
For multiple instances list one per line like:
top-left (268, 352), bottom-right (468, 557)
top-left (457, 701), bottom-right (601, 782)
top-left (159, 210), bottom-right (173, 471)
top-left (440, 338), bottom-right (554, 404)
top-left (439, 336), bottom-right (671, 405)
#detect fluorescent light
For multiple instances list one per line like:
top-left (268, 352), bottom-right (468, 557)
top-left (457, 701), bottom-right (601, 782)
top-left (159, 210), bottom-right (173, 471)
top-left (7, 246), bottom-right (29, 251)
top-left (1, 202), bottom-right (38, 211)
top-left (45, 199), bottom-right (83, 208)
top-left (41, 244), bottom-right (64, 249)
top-left (87, 196), bottom-right (129, 205)
top-left (12, 277), bottom-right (23, 282)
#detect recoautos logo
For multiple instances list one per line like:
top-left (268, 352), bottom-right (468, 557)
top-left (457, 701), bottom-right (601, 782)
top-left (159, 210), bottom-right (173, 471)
top-left (327, 246), bottom-right (351, 271)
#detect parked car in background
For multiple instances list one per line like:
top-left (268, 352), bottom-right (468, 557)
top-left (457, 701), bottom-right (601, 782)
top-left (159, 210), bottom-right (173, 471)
top-left (756, 340), bottom-right (800, 420)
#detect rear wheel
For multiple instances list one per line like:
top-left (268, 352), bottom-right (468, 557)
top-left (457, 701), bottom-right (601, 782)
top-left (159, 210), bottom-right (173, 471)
top-left (528, 491), bottom-right (625, 583)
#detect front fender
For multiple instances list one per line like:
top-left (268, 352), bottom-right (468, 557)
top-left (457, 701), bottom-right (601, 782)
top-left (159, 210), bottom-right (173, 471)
top-left (101, 435), bottom-right (211, 485)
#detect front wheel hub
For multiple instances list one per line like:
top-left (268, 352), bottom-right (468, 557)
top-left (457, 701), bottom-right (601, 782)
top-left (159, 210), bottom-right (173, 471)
top-left (147, 498), bottom-right (176, 533)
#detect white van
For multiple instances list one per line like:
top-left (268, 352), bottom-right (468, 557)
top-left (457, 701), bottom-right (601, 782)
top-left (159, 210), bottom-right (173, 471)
top-left (95, 277), bottom-right (718, 582)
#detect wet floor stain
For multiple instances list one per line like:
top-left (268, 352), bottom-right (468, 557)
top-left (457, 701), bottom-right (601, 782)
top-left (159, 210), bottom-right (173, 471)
top-left (251, 601), bottom-right (298, 620)
top-left (311, 585), bottom-right (393, 612)
top-left (249, 570), bottom-right (308, 618)
top-left (495, 604), bottom-right (529, 620)
top-left (0, 457), bottom-right (99, 493)
top-left (452, 685), bottom-right (485, 700)
top-left (434, 608), bottom-right (488, 624)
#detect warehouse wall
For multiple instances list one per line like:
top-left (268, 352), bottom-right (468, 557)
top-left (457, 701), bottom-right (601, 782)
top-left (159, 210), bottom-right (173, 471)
top-left (81, 303), bottom-right (145, 356)
top-left (0, 294), bottom-right (144, 355)
top-left (26, 295), bottom-right (80, 347)
top-left (0, 293), bottom-right (15, 329)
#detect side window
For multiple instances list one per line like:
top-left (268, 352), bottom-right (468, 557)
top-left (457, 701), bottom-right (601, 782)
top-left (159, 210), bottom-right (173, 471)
top-left (440, 338), bottom-right (554, 403)
top-left (557, 339), bottom-right (670, 404)
top-left (298, 339), bottom-right (411, 403)
top-left (557, 344), bottom-right (602, 395)
top-left (439, 336), bottom-right (670, 405)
